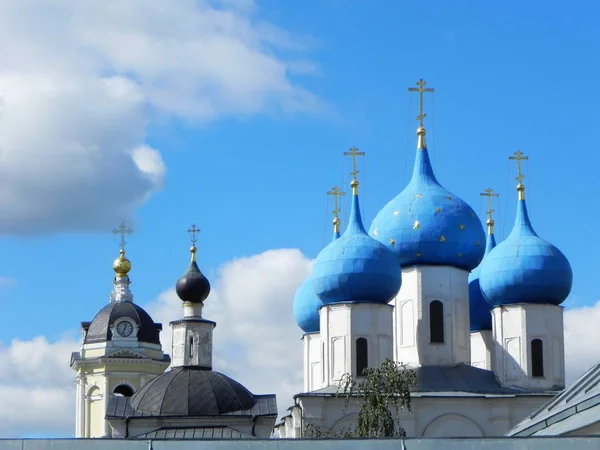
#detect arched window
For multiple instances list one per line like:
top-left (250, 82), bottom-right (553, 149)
top-left (356, 338), bottom-right (368, 376)
top-left (429, 301), bottom-right (444, 344)
top-left (113, 384), bottom-right (134, 397)
top-left (531, 339), bottom-right (544, 377)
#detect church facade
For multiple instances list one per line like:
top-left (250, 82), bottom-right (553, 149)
top-left (71, 227), bottom-right (277, 439)
top-left (279, 79), bottom-right (572, 438)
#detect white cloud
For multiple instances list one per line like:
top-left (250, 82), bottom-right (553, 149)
top-left (0, 335), bottom-right (78, 437)
top-left (564, 300), bottom-right (600, 383)
top-left (0, 0), bottom-right (319, 234)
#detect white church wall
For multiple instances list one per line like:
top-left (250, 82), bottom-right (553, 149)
top-left (319, 302), bottom-right (394, 387)
top-left (302, 332), bottom-right (323, 392)
top-left (471, 330), bottom-right (493, 369)
top-left (395, 266), bottom-right (471, 366)
top-left (291, 393), bottom-right (553, 438)
top-left (492, 304), bottom-right (564, 390)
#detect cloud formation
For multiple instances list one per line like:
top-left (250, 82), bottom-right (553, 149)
top-left (0, 0), bottom-right (318, 234)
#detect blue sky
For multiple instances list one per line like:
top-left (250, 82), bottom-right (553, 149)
top-left (0, 0), bottom-right (599, 437)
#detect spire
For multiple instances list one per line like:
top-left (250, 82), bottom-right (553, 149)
top-left (508, 152), bottom-right (537, 237)
top-left (110, 222), bottom-right (134, 302)
top-left (480, 188), bottom-right (500, 236)
top-left (343, 146), bottom-right (366, 233)
top-left (408, 78), bottom-right (435, 150)
top-left (509, 150), bottom-right (529, 201)
top-left (327, 185), bottom-right (345, 240)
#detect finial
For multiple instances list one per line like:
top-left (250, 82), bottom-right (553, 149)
top-left (509, 151), bottom-right (529, 200)
top-left (187, 224), bottom-right (201, 263)
top-left (327, 186), bottom-right (346, 234)
top-left (112, 222), bottom-right (133, 276)
top-left (408, 79), bottom-right (435, 149)
top-left (343, 146), bottom-right (365, 194)
top-left (480, 188), bottom-right (500, 235)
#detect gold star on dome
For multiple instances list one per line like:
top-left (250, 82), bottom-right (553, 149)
top-left (413, 220), bottom-right (421, 229)
top-left (416, 252), bottom-right (422, 257)
top-left (470, 212), bottom-right (476, 217)
top-left (389, 238), bottom-right (396, 245)
top-left (439, 235), bottom-right (446, 242)
top-left (459, 224), bottom-right (466, 230)
top-left (435, 207), bottom-right (442, 213)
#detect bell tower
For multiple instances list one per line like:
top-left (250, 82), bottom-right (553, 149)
top-left (70, 224), bottom-right (170, 438)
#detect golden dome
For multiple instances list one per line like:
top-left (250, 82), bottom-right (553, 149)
top-left (113, 249), bottom-right (132, 276)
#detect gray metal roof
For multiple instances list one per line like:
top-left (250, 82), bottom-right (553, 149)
top-left (133, 426), bottom-right (251, 440)
top-left (300, 364), bottom-right (557, 398)
top-left (106, 393), bottom-right (277, 419)
top-left (84, 302), bottom-right (162, 345)
top-left (2, 437), bottom-right (600, 449)
top-left (507, 362), bottom-right (600, 436)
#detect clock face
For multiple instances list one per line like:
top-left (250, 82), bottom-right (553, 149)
top-left (116, 321), bottom-right (133, 337)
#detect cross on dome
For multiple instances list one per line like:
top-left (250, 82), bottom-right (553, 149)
top-left (343, 146), bottom-right (365, 193)
top-left (408, 78), bottom-right (435, 128)
top-left (112, 222), bottom-right (133, 252)
top-left (509, 151), bottom-right (529, 199)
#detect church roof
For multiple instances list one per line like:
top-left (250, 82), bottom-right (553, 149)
top-left (84, 301), bottom-right (162, 345)
top-left (106, 393), bottom-right (277, 419)
top-left (129, 367), bottom-right (257, 416)
top-left (298, 364), bottom-right (559, 398)
top-left (133, 426), bottom-right (251, 439)
top-left (507, 363), bottom-right (600, 437)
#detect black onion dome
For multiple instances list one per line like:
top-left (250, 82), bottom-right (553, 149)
top-left (130, 367), bottom-right (256, 416)
top-left (85, 302), bottom-right (161, 345)
top-left (176, 260), bottom-right (211, 303)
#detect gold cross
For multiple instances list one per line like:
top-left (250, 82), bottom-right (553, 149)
top-left (343, 146), bottom-right (365, 180)
top-left (509, 150), bottom-right (529, 184)
top-left (112, 222), bottom-right (133, 251)
top-left (408, 79), bottom-right (435, 128)
top-left (187, 224), bottom-right (201, 245)
top-left (480, 188), bottom-right (499, 221)
top-left (327, 186), bottom-right (346, 220)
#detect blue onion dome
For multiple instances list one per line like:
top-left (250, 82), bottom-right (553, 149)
top-left (312, 177), bottom-right (402, 305)
top-left (293, 215), bottom-right (342, 333)
top-left (369, 126), bottom-right (485, 271)
top-left (479, 174), bottom-right (573, 307)
top-left (468, 214), bottom-right (498, 331)
top-left (293, 277), bottom-right (322, 333)
top-left (176, 245), bottom-right (211, 303)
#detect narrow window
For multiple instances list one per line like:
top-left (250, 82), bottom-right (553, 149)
top-left (356, 338), bottom-right (368, 376)
top-left (430, 301), bottom-right (444, 343)
top-left (189, 336), bottom-right (194, 358)
top-left (531, 339), bottom-right (544, 377)
top-left (113, 385), bottom-right (134, 397)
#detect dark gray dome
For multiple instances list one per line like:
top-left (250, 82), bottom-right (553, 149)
top-left (85, 302), bottom-right (161, 345)
top-left (130, 367), bottom-right (256, 416)
top-left (176, 261), bottom-right (211, 303)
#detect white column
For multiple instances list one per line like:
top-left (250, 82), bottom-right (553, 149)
top-left (171, 319), bottom-right (216, 368)
top-left (492, 303), bottom-right (564, 390)
top-left (321, 302), bottom-right (393, 387)
top-left (395, 266), bottom-right (471, 366)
